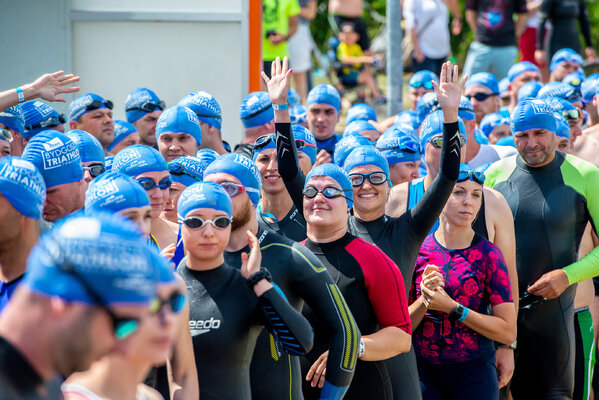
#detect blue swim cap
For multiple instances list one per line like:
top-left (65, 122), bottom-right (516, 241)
top-left (346, 103), bottom-right (377, 124)
top-left (458, 96), bottom-right (475, 121)
top-left (125, 88), bottom-right (164, 124)
top-left (252, 134), bottom-right (276, 162)
top-left (305, 163), bottom-right (353, 208)
top-left (108, 120), bottom-right (138, 153)
top-left (104, 156), bottom-right (114, 172)
top-left (307, 84), bottom-right (341, 113)
top-left (21, 101), bottom-right (63, 139)
top-left (416, 92), bottom-right (439, 127)
top-left (343, 120), bottom-right (378, 139)
top-left (292, 125), bottom-right (317, 164)
top-left (196, 148), bottom-right (219, 167)
top-left (480, 113), bottom-right (510, 138)
top-left (24, 212), bottom-right (162, 305)
top-left (581, 77), bottom-right (599, 104)
top-left (510, 99), bottom-right (556, 134)
top-left (155, 106), bottom-right (202, 147)
top-left (178, 181), bottom-right (233, 220)
top-left (333, 134), bottom-right (373, 167)
top-left (290, 104), bottom-right (307, 124)
top-left (554, 113), bottom-right (571, 140)
top-left (563, 72), bottom-right (585, 91)
top-left (203, 153), bottom-right (262, 206)
top-left (495, 136), bottom-right (516, 148)
top-left (169, 156), bottom-right (205, 187)
top-left (394, 109), bottom-right (420, 131)
top-left (419, 110), bottom-right (467, 152)
top-left (0, 106), bottom-right (24, 134)
top-left (409, 70), bottom-right (439, 88)
top-left (517, 81), bottom-right (544, 102)
top-left (240, 92), bottom-right (274, 129)
top-left (112, 144), bottom-right (168, 177)
top-left (22, 130), bottom-right (83, 189)
top-left (508, 62), bottom-right (541, 83)
top-left (344, 146), bottom-right (390, 180)
top-left (288, 88), bottom-right (301, 107)
top-left (550, 48), bottom-right (583, 72)
top-left (465, 72), bottom-right (499, 93)
top-left (178, 91), bottom-right (223, 130)
top-left (498, 78), bottom-right (509, 97)
top-left (68, 93), bottom-right (111, 122)
top-left (85, 171), bottom-right (150, 214)
top-left (538, 82), bottom-right (581, 104)
top-left (376, 135), bottom-right (421, 165)
top-left (66, 130), bottom-right (105, 164)
top-left (381, 123), bottom-right (419, 142)
top-left (543, 96), bottom-right (577, 115)
top-left (474, 128), bottom-right (489, 144)
top-left (0, 157), bottom-right (46, 220)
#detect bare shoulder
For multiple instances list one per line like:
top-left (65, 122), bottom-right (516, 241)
top-left (483, 186), bottom-right (513, 222)
top-left (137, 384), bottom-right (164, 400)
top-left (386, 181), bottom-right (410, 217)
top-left (573, 127), bottom-right (599, 168)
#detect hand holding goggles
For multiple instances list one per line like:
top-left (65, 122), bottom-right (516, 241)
top-left (126, 100), bottom-right (166, 113)
top-left (182, 216), bottom-right (233, 229)
top-left (136, 177), bottom-right (172, 191)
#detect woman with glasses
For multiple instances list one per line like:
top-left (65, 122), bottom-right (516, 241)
top-left (410, 165), bottom-right (516, 400)
top-left (268, 58), bottom-right (464, 400)
top-left (177, 181), bottom-right (313, 400)
top-left (112, 145), bottom-right (177, 251)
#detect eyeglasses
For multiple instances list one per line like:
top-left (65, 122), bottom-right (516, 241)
top-left (457, 170), bottom-right (486, 184)
top-left (303, 186), bottom-right (351, 200)
top-left (148, 292), bottom-right (186, 314)
top-left (46, 241), bottom-right (140, 340)
top-left (219, 181), bottom-right (261, 197)
top-left (136, 177), bottom-right (172, 191)
top-left (83, 164), bottom-right (106, 178)
top-left (26, 114), bottom-right (67, 131)
top-left (349, 171), bottom-right (388, 187)
top-left (182, 216), bottom-right (232, 229)
top-left (465, 92), bottom-right (498, 102)
top-left (410, 81), bottom-right (434, 90)
top-left (85, 99), bottom-right (113, 113)
top-left (562, 109), bottom-right (581, 120)
top-left (126, 100), bottom-right (166, 113)
top-left (0, 129), bottom-right (13, 143)
top-left (429, 135), bottom-right (466, 148)
top-left (168, 164), bottom-right (202, 182)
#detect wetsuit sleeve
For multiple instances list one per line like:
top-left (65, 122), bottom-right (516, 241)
top-left (346, 239), bottom-right (412, 334)
top-left (485, 243), bottom-right (514, 305)
top-left (275, 122), bottom-right (307, 216)
top-left (408, 122), bottom-right (460, 237)
top-left (536, 0), bottom-right (552, 49)
top-left (578, 0), bottom-right (593, 48)
top-left (258, 286), bottom-right (314, 355)
top-left (290, 243), bottom-right (359, 388)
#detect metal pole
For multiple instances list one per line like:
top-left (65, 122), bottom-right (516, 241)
top-left (386, 0), bottom-right (403, 116)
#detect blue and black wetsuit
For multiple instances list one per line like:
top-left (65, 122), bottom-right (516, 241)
top-left (486, 152), bottom-right (599, 399)
top-left (179, 261), bottom-right (313, 400)
top-left (225, 227), bottom-right (359, 399)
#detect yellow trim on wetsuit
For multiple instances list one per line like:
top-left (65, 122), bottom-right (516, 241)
top-left (328, 283), bottom-right (359, 371)
top-left (260, 243), bottom-right (326, 273)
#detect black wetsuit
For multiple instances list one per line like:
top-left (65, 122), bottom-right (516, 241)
top-left (275, 121), bottom-right (461, 400)
top-left (225, 227), bottom-right (359, 399)
top-left (537, 0), bottom-right (593, 58)
top-left (0, 336), bottom-right (62, 400)
top-left (486, 152), bottom-right (599, 399)
top-left (234, 143), bottom-right (254, 160)
top-left (179, 261), bottom-right (313, 400)
top-left (302, 233), bottom-right (411, 400)
top-left (256, 205), bottom-right (307, 242)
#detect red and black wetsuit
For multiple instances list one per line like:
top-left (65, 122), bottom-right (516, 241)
top-left (301, 233), bottom-right (411, 400)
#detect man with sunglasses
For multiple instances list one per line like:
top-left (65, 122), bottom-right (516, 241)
top-left (408, 70), bottom-right (438, 111)
top-left (155, 105), bottom-right (203, 162)
top-left (178, 90), bottom-right (228, 155)
top-left (201, 152), bottom-right (359, 400)
top-left (236, 91), bottom-right (276, 159)
top-left (485, 98), bottom-right (599, 399)
top-left (68, 93), bottom-right (115, 150)
top-left (21, 100), bottom-right (65, 144)
top-left (66, 130), bottom-right (106, 185)
top-left (125, 88), bottom-right (165, 148)
top-left (22, 130), bottom-right (86, 226)
top-left (464, 72), bottom-right (500, 126)
top-left (0, 213), bottom-right (167, 400)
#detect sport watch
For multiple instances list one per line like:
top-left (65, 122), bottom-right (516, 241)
top-left (246, 268), bottom-right (273, 289)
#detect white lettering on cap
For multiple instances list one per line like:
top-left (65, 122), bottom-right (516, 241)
top-left (42, 137), bottom-right (65, 152)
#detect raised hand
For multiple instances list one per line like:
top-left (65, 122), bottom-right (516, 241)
top-left (26, 71), bottom-right (80, 102)
top-left (240, 230), bottom-right (262, 279)
top-left (430, 61), bottom-right (467, 123)
top-left (261, 56), bottom-right (293, 105)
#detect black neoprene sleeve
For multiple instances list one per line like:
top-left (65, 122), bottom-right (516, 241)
top-left (578, 0), bottom-right (593, 47)
top-left (536, 0), bottom-right (552, 49)
top-left (276, 122), bottom-right (307, 216)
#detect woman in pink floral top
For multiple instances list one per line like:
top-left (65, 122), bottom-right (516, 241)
top-left (409, 165), bottom-right (516, 400)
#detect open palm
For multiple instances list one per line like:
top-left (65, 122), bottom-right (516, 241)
top-left (431, 62), bottom-right (467, 114)
top-left (261, 56), bottom-right (292, 105)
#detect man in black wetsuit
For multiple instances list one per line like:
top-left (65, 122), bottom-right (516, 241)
top-left (202, 150), bottom-right (359, 399)
top-left (486, 98), bottom-right (599, 399)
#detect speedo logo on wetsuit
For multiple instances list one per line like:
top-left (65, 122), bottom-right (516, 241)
top-left (189, 318), bottom-right (222, 335)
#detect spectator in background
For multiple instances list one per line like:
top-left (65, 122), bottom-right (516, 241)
top-left (125, 88), bottom-right (165, 148)
top-left (288, 0), bottom-right (316, 103)
top-left (262, 0), bottom-right (300, 80)
top-left (403, 0), bottom-right (461, 77)
top-left (329, 0), bottom-right (370, 53)
top-left (463, 0), bottom-right (528, 80)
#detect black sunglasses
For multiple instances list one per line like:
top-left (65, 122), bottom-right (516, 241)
top-left (457, 170), bottom-right (485, 184)
top-left (303, 186), bottom-right (351, 200)
top-left (148, 292), bottom-right (186, 314)
top-left (466, 92), bottom-right (498, 102)
top-left (254, 134), bottom-right (316, 153)
top-left (136, 177), bottom-right (172, 191)
top-left (26, 114), bottom-right (67, 131)
top-left (182, 216), bottom-right (232, 229)
top-left (168, 164), bottom-right (202, 182)
top-left (83, 164), bottom-right (106, 178)
top-left (349, 171), bottom-right (388, 187)
top-left (126, 100), bottom-right (166, 113)
top-left (85, 99), bottom-right (114, 112)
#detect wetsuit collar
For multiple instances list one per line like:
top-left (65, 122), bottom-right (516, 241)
top-left (304, 232), bottom-right (355, 253)
top-left (516, 150), bottom-right (563, 173)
